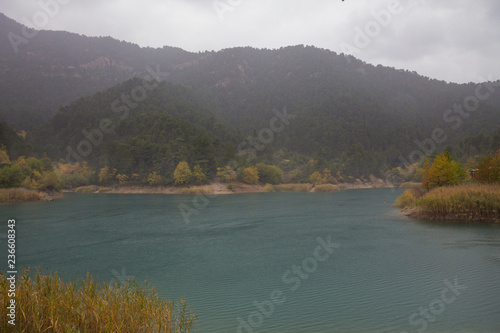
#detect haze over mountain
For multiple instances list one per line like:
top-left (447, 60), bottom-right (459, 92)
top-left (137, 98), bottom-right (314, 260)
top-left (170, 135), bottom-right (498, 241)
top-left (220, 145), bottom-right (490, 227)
top-left (1, 13), bottom-right (499, 178)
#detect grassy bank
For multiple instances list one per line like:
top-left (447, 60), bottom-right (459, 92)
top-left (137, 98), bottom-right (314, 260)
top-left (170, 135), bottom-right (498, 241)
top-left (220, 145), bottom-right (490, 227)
top-left (395, 184), bottom-right (500, 223)
top-left (0, 268), bottom-right (196, 333)
top-left (0, 188), bottom-right (44, 203)
top-left (314, 184), bottom-right (340, 192)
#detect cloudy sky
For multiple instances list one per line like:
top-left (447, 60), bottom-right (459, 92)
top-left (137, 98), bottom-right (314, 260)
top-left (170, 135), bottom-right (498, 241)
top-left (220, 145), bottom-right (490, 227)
top-left (1, 0), bottom-right (499, 84)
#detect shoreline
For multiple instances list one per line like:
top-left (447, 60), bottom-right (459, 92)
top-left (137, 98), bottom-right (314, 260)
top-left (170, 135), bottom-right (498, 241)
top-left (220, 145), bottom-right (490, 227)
top-left (400, 206), bottom-right (500, 224)
top-left (2, 179), bottom-right (395, 203)
top-left (67, 179), bottom-right (394, 196)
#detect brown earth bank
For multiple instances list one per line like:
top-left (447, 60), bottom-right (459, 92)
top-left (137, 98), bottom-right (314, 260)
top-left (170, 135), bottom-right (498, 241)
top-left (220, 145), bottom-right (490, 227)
top-left (401, 206), bottom-right (500, 224)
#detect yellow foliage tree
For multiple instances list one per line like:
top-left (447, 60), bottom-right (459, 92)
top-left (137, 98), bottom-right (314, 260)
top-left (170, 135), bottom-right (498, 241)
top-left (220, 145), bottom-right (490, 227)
top-left (0, 146), bottom-right (10, 164)
top-left (310, 171), bottom-right (325, 184)
top-left (322, 168), bottom-right (332, 183)
top-left (116, 174), bottom-right (129, 185)
top-left (174, 161), bottom-right (192, 186)
top-left (475, 149), bottom-right (500, 184)
top-left (98, 167), bottom-right (115, 184)
top-left (147, 171), bottom-right (162, 186)
top-left (422, 153), bottom-right (466, 190)
top-left (192, 164), bottom-right (208, 185)
top-left (217, 165), bottom-right (237, 183)
top-left (242, 167), bottom-right (259, 184)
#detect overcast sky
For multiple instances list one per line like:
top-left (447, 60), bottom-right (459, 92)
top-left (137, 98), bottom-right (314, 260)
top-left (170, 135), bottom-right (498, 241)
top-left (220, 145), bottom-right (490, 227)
top-left (1, 0), bottom-right (499, 84)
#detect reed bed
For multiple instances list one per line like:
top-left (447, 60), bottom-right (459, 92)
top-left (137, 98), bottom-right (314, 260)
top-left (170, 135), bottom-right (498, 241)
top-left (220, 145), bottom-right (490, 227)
top-left (395, 184), bottom-right (500, 223)
top-left (416, 184), bottom-right (500, 222)
top-left (0, 188), bottom-right (43, 203)
top-left (399, 182), bottom-right (422, 189)
top-left (0, 268), bottom-right (196, 333)
top-left (393, 187), bottom-right (424, 208)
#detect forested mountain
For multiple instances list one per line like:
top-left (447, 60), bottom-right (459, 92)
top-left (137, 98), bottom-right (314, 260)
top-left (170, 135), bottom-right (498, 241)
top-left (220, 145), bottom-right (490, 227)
top-left (1, 13), bottom-right (500, 178)
top-left (31, 79), bottom-right (241, 179)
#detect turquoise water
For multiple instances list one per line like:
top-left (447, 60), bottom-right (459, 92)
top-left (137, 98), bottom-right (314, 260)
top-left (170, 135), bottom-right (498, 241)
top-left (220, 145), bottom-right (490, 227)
top-left (1, 189), bottom-right (500, 332)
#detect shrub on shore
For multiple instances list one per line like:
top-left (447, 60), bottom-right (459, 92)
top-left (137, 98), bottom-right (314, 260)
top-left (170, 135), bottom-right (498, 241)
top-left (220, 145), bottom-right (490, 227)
top-left (0, 268), bottom-right (196, 333)
top-left (0, 188), bottom-right (43, 203)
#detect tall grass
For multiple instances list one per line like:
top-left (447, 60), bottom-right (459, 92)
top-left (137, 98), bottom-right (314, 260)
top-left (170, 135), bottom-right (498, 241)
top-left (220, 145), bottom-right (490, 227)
top-left (399, 182), bottom-right (422, 189)
top-left (0, 188), bottom-right (43, 203)
top-left (393, 187), bottom-right (424, 208)
top-left (395, 184), bottom-right (500, 223)
top-left (416, 184), bottom-right (500, 222)
top-left (314, 184), bottom-right (340, 192)
top-left (0, 268), bottom-right (196, 333)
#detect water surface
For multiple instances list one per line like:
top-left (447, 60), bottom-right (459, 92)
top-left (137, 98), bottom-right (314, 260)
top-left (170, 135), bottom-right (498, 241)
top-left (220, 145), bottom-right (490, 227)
top-left (1, 189), bottom-right (499, 332)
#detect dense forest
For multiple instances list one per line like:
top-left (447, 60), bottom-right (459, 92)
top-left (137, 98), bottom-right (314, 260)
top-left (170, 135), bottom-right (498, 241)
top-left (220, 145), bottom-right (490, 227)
top-left (1, 13), bottom-right (499, 186)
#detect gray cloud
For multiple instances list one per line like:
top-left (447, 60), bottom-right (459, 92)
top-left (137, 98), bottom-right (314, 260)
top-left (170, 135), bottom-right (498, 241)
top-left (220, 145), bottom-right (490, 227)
top-left (1, 0), bottom-right (499, 83)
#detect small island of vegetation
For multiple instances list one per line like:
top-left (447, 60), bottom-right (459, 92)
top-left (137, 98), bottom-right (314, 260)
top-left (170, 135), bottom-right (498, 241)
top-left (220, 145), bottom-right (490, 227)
top-left (394, 150), bottom-right (500, 223)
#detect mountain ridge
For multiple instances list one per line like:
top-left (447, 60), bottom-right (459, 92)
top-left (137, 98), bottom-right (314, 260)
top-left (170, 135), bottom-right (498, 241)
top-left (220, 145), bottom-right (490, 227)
top-left (1, 12), bottom-right (499, 177)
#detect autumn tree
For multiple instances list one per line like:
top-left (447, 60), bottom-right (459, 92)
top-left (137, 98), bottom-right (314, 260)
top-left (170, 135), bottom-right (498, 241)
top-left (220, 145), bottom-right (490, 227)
top-left (147, 171), bottom-right (162, 186)
top-left (98, 167), bottom-right (116, 184)
top-left (474, 150), bottom-right (500, 184)
top-left (422, 153), bottom-right (466, 190)
top-left (0, 146), bottom-right (10, 165)
top-left (217, 165), bottom-right (237, 183)
top-left (174, 161), bottom-right (192, 186)
top-left (309, 168), bottom-right (333, 184)
top-left (310, 171), bottom-right (325, 185)
top-left (116, 174), bottom-right (129, 186)
top-left (57, 161), bottom-right (94, 188)
top-left (242, 167), bottom-right (259, 184)
top-left (192, 164), bottom-right (208, 185)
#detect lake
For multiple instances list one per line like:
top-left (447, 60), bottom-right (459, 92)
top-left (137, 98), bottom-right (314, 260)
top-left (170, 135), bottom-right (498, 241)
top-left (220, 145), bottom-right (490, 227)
top-left (1, 189), bottom-right (500, 332)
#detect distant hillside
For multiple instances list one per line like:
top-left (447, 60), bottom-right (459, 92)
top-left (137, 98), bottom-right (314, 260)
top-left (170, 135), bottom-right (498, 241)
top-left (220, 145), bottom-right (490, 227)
top-left (0, 13), bottom-right (196, 129)
top-left (31, 79), bottom-right (241, 177)
top-left (2, 13), bottom-right (500, 176)
top-left (0, 122), bottom-right (31, 159)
